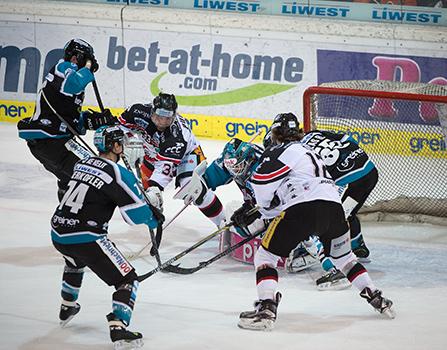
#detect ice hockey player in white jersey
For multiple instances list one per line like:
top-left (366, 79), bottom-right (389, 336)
top-left (237, 113), bottom-right (394, 331)
top-left (175, 136), bottom-right (348, 290)
top-left (118, 93), bottom-right (225, 228)
top-left (264, 113), bottom-right (378, 289)
top-left (50, 126), bottom-right (158, 349)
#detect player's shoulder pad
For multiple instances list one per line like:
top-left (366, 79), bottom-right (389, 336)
top-left (55, 60), bottom-right (77, 76)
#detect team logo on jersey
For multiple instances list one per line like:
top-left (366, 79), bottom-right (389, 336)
top-left (165, 142), bottom-right (185, 154)
top-left (39, 119), bottom-right (52, 126)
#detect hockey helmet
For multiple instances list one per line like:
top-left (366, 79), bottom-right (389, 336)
top-left (153, 93), bottom-right (178, 117)
top-left (222, 138), bottom-right (259, 182)
top-left (152, 93), bottom-right (178, 130)
top-left (270, 112), bottom-right (301, 144)
top-left (94, 125), bottom-right (124, 153)
top-left (64, 39), bottom-right (95, 68)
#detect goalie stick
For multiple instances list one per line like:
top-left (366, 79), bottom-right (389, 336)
top-left (137, 206), bottom-right (260, 280)
top-left (164, 228), bottom-right (264, 274)
top-left (137, 221), bottom-right (234, 281)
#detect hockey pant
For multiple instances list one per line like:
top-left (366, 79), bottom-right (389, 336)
top-left (53, 237), bottom-right (139, 326)
top-left (253, 200), bottom-right (376, 300)
top-left (27, 137), bottom-right (92, 200)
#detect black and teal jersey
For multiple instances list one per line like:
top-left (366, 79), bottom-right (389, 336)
top-left (18, 59), bottom-right (94, 140)
top-left (300, 130), bottom-right (376, 186)
top-left (50, 156), bottom-right (157, 244)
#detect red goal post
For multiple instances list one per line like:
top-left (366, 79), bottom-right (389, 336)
top-left (303, 80), bottom-right (447, 224)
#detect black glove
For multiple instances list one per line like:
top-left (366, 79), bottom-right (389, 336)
top-left (230, 202), bottom-right (261, 228)
top-left (89, 57), bottom-right (99, 73)
top-left (84, 109), bottom-right (116, 130)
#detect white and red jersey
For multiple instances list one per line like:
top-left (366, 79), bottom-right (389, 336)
top-left (249, 141), bottom-right (341, 219)
top-left (118, 103), bottom-right (200, 189)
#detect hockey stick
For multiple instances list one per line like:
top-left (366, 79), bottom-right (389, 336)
top-left (121, 155), bottom-right (165, 266)
top-left (92, 80), bottom-right (105, 112)
top-left (91, 80), bottom-right (165, 223)
top-left (92, 80), bottom-right (166, 261)
top-left (126, 202), bottom-right (187, 260)
top-left (164, 229), bottom-right (264, 275)
top-left (137, 221), bottom-right (234, 282)
top-left (41, 90), bottom-right (97, 156)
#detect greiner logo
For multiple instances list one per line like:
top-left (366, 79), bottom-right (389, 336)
top-left (225, 121), bottom-right (269, 138)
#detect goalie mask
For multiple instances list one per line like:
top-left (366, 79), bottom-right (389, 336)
top-left (222, 138), bottom-right (259, 183)
top-left (63, 38), bottom-right (95, 68)
top-left (94, 125), bottom-right (124, 153)
top-left (270, 112), bottom-right (301, 144)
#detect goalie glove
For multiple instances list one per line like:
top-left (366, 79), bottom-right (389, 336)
top-left (173, 160), bottom-right (208, 206)
top-left (146, 186), bottom-right (163, 212)
top-left (123, 132), bottom-right (145, 168)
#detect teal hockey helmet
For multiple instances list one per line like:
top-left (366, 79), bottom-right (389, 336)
top-left (94, 125), bottom-right (124, 153)
top-left (222, 138), bottom-right (260, 182)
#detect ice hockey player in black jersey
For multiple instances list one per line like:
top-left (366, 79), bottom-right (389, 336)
top-left (238, 113), bottom-right (394, 331)
top-left (118, 92), bottom-right (225, 227)
top-left (50, 125), bottom-right (158, 349)
top-left (17, 39), bottom-right (116, 200)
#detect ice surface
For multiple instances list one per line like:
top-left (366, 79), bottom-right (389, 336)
top-left (1, 123), bottom-right (447, 350)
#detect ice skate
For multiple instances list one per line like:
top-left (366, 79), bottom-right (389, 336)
top-left (107, 313), bottom-right (144, 350)
top-left (238, 292), bottom-right (281, 331)
top-left (285, 244), bottom-right (318, 273)
top-left (59, 302), bottom-right (80, 327)
top-left (316, 269), bottom-right (351, 291)
top-left (360, 287), bottom-right (395, 319)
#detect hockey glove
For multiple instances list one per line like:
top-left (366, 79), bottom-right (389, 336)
top-left (146, 186), bottom-right (164, 213)
top-left (83, 109), bottom-right (116, 130)
top-left (90, 57), bottom-right (99, 73)
top-left (123, 132), bottom-right (145, 168)
top-left (230, 202), bottom-right (261, 229)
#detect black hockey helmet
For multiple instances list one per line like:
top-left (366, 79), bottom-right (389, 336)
top-left (94, 125), bottom-right (124, 153)
top-left (270, 112), bottom-right (301, 144)
top-left (153, 93), bottom-right (178, 117)
top-left (63, 38), bottom-right (95, 68)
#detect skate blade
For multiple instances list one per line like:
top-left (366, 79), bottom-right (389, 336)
top-left (382, 307), bottom-right (395, 319)
top-left (113, 338), bottom-right (144, 350)
top-left (238, 318), bottom-right (274, 331)
top-left (59, 314), bottom-right (77, 328)
top-left (317, 279), bottom-right (351, 291)
top-left (357, 257), bottom-right (371, 263)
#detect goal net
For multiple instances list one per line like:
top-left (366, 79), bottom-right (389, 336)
top-left (303, 80), bottom-right (447, 224)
